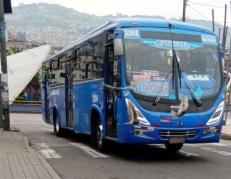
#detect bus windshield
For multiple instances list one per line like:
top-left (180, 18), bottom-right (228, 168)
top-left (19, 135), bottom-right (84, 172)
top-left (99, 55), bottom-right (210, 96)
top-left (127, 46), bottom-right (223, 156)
top-left (124, 28), bottom-right (222, 100)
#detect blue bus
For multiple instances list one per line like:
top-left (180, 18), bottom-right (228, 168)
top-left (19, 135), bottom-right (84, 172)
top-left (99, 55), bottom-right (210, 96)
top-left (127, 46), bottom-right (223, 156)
top-left (41, 18), bottom-right (225, 152)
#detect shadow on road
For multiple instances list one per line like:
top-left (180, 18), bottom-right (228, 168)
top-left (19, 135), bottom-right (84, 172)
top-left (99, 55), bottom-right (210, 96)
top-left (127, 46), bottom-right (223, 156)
top-left (50, 130), bottom-right (207, 163)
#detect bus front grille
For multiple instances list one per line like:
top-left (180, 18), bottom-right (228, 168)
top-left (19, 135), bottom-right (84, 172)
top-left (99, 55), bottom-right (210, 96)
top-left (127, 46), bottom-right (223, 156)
top-left (159, 130), bottom-right (197, 138)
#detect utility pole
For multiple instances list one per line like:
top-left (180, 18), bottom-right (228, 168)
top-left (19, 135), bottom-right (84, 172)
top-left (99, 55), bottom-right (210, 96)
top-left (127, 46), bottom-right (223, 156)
top-left (182, 0), bottom-right (187, 22)
top-left (222, 4), bottom-right (227, 52)
top-left (212, 9), bottom-right (215, 32)
top-left (218, 28), bottom-right (221, 44)
top-left (224, 26), bottom-right (229, 50)
top-left (0, 0), bottom-right (10, 131)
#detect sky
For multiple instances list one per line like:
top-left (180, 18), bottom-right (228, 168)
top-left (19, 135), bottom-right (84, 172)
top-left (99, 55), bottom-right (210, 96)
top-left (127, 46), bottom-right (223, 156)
top-left (12, 0), bottom-right (231, 25)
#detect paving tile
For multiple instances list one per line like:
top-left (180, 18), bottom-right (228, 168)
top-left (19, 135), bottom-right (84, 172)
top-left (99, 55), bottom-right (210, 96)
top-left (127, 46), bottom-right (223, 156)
top-left (0, 131), bottom-right (60, 179)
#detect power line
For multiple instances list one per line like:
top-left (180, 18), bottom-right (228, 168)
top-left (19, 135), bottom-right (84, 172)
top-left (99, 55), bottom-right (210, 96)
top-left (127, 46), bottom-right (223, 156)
top-left (188, 1), bottom-right (224, 8)
top-left (187, 4), bottom-right (211, 21)
top-left (188, 18), bottom-right (231, 24)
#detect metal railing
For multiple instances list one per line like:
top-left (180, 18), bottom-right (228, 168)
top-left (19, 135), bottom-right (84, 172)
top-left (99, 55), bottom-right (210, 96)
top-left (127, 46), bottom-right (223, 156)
top-left (10, 100), bottom-right (41, 105)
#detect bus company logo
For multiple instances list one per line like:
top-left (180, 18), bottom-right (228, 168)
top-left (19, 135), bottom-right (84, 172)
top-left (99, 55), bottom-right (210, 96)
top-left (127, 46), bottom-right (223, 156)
top-left (160, 117), bottom-right (174, 123)
top-left (176, 121), bottom-right (183, 126)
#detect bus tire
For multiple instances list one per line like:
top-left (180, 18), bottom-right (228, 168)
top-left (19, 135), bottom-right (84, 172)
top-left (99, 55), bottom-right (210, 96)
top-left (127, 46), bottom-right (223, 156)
top-left (91, 113), bottom-right (106, 151)
top-left (53, 110), bottom-right (65, 137)
top-left (165, 143), bottom-right (183, 152)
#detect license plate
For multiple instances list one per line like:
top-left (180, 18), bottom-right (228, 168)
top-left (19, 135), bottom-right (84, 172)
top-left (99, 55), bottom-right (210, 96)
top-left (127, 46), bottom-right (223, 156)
top-left (169, 136), bottom-right (185, 144)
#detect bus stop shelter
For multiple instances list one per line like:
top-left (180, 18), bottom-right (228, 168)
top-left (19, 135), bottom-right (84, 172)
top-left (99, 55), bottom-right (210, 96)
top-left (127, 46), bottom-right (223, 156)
top-left (3, 45), bottom-right (51, 106)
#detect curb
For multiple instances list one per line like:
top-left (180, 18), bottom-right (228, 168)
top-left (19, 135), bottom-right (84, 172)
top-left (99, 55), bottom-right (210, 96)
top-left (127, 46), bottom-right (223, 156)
top-left (221, 133), bottom-right (231, 140)
top-left (20, 133), bottom-right (61, 179)
top-left (23, 136), bottom-right (30, 146)
top-left (34, 150), bottom-right (61, 179)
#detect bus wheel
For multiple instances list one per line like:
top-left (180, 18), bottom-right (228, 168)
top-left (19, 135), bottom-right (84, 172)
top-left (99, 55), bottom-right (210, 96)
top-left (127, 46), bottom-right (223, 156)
top-left (53, 115), bottom-right (65, 137)
top-left (165, 143), bottom-right (183, 152)
top-left (91, 118), bottom-right (106, 151)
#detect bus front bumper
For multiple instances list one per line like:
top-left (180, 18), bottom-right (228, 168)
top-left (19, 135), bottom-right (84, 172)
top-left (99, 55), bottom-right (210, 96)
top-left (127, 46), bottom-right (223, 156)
top-left (118, 122), bottom-right (223, 144)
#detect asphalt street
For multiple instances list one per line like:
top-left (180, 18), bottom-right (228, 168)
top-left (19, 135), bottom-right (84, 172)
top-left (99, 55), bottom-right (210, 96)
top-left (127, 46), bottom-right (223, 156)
top-left (11, 113), bottom-right (231, 179)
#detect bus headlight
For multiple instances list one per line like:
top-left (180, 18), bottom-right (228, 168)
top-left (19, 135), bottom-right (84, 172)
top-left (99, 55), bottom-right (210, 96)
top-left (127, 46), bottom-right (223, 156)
top-left (206, 101), bottom-right (225, 126)
top-left (125, 99), bottom-right (151, 126)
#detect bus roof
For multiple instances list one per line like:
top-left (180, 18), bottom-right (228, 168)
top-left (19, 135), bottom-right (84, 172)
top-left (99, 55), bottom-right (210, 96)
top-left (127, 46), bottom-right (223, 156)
top-left (113, 18), bottom-right (212, 32)
top-left (47, 18), bottom-right (214, 61)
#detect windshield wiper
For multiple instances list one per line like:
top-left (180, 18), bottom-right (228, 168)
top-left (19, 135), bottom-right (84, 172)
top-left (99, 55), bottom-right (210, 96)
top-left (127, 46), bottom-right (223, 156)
top-left (181, 71), bottom-right (202, 106)
top-left (172, 49), bottom-right (180, 100)
top-left (153, 72), bottom-right (173, 105)
top-left (153, 49), bottom-right (202, 107)
top-left (153, 46), bottom-right (179, 105)
top-left (172, 47), bottom-right (202, 106)
top-left (153, 24), bottom-right (202, 107)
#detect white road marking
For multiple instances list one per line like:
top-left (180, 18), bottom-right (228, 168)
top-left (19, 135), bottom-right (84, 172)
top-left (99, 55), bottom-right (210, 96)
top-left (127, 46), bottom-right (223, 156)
top-left (209, 143), bottom-right (229, 147)
top-left (201, 147), bottom-right (231, 156)
top-left (69, 142), bottom-right (109, 158)
top-left (185, 142), bottom-right (231, 148)
top-left (37, 143), bottom-right (62, 159)
top-left (180, 150), bottom-right (200, 157)
top-left (40, 149), bottom-right (62, 159)
top-left (38, 143), bottom-right (49, 148)
top-left (77, 145), bottom-right (101, 158)
top-left (182, 142), bottom-right (231, 157)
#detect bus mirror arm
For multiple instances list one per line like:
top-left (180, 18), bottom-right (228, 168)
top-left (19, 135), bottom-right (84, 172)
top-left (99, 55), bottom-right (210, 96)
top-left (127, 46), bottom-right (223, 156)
top-left (103, 84), bottom-right (130, 97)
top-left (114, 39), bottom-right (124, 56)
top-left (104, 84), bottom-right (121, 96)
top-left (224, 71), bottom-right (231, 91)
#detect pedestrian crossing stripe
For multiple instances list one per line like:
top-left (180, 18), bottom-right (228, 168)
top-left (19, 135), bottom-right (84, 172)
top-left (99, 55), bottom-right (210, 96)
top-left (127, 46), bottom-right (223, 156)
top-left (69, 142), bottom-right (109, 158)
top-left (37, 143), bottom-right (62, 159)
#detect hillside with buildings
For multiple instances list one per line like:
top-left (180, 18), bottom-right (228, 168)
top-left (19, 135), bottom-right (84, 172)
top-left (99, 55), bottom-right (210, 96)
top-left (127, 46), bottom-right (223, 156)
top-left (5, 3), bottom-right (230, 48)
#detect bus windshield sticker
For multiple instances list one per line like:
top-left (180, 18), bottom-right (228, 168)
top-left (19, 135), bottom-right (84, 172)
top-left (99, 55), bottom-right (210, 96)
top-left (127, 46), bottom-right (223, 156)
top-left (133, 75), bottom-right (151, 82)
top-left (169, 94), bottom-right (176, 100)
top-left (201, 34), bottom-right (218, 45)
top-left (194, 86), bottom-right (204, 98)
top-left (132, 75), bottom-right (166, 82)
top-left (141, 39), bottom-right (203, 50)
top-left (132, 71), bottom-right (166, 82)
top-left (131, 81), bottom-right (169, 96)
top-left (187, 75), bottom-right (210, 81)
top-left (142, 70), bottom-right (160, 76)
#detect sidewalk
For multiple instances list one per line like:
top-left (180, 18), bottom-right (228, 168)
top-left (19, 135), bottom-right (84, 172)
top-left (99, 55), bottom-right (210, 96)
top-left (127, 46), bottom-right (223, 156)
top-left (0, 130), bottom-right (61, 179)
top-left (221, 115), bottom-right (231, 140)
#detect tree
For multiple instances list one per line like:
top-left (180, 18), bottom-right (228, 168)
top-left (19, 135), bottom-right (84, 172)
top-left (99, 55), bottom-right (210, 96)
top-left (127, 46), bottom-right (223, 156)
top-left (6, 47), bottom-right (23, 56)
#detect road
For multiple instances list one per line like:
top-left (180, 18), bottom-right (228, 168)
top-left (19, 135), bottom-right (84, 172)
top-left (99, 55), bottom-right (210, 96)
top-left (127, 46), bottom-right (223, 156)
top-left (11, 113), bottom-right (231, 179)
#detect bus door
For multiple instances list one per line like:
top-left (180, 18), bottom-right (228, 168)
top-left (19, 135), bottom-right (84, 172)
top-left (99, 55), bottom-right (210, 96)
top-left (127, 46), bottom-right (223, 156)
top-left (42, 71), bottom-right (49, 123)
top-left (104, 44), bottom-right (118, 138)
top-left (65, 62), bottom-right (74, 128)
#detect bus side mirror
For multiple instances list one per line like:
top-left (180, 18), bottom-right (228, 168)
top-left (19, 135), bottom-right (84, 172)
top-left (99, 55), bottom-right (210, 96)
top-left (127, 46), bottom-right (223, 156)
top-left (114, 39), bottom-right (124, 56)
top-left (60, 72), bottom-right (66, 78)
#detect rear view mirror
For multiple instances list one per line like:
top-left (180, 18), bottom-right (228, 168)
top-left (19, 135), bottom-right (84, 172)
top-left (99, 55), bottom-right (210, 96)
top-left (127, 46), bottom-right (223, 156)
top-left (114, 39), bottom-right (124, 56)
